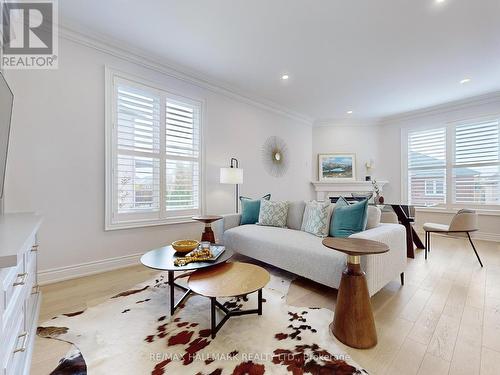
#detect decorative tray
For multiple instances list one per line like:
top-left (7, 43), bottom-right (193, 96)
top-left (174, 245), bottom-right (226, 266)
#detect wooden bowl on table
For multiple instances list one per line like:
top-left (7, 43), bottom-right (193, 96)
top-left (172, 240), bottom-right (199, 253)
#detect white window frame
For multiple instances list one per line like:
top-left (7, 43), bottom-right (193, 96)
top-left (424, 179), bottom-right (444, 197)
top-left (105, 67), bottom-right (205, 230)
top-left (401, 114), bottom-right (500, 212)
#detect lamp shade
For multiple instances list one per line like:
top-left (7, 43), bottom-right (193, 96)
top-left (220, 167), bottom-right (243, 184)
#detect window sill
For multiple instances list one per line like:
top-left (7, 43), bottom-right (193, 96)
top-left (105, 217), bottom-right (199, 231)
top-left (415, 207), bottom-right (500, 217)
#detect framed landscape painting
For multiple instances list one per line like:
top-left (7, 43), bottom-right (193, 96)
top-left (318, 153), bottom-right (356, 181)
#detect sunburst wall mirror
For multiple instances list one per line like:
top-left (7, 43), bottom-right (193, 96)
top-left (262, 136), bottom-right (289, 177)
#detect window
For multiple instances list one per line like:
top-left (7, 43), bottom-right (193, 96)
top-left (405, 118), bottom-right (500, 209)
top-left (425, 180), bottom-right (444, 196)
top-left (106, 71), bottom-right (202, 229)
top-left (407, 128), bottom-right (447, 206)
top-left (453, 120), bottom-right (500, 205)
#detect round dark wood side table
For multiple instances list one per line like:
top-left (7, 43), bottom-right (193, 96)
top-left (192, 215), bottom-right (223, 243)
top-left (140, 245), bottom-right (233, 316)
top-left (322, 237), bottom-right (389, 349)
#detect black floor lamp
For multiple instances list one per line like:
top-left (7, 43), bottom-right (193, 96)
top-left (220, 158), bottom-right (243, 213)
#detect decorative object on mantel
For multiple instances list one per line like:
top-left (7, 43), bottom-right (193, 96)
top-left (262, 136), bottom-right (289, 177)
top-left (371, 179), bottom-right (384, 204)
top-left (220, 158), bottom-right (243, 212)
top-left (365, 159), bottom-right (374, 181)
top-left (311, 180), bottom-right (388, 201)
top-left (318, 153), bottom-right (356, 182)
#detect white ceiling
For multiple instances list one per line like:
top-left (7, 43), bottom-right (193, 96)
top-left (60, 0), bottom-right (500, 122)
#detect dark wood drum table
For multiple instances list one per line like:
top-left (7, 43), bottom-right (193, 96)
top-left (322, 237), bottom-right (389, 349)
top-left (140, 245), bottom-right (233, 316)
top-left (188, 262), bottom-right (270, 338)
top-left (192, 215), bottom-right (223, 243)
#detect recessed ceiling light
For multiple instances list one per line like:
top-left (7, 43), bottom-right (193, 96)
top-left (436, 0), bottom-right (445, 3)
top-left (281, 74), bottom-right (289, 80)
top-left (347, 110), bottom-right (353, 114)
top-left (460, 78), bottom-right (471, 84)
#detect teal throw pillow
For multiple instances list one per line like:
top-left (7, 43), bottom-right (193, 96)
top-left (330, 197), bottom-right (369, 237)
top-left (240, 194), bottom-right (271, 225)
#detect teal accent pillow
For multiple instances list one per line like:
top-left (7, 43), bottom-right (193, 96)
top-left (240, 194), bottom-right (271, 225)
top-left (330, 197), bottom-right (369, 237)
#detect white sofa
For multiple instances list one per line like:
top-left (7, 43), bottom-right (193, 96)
top-left (215, 202), bottom-right (407, 296)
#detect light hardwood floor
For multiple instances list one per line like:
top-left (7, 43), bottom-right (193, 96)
top-left (32, 235), bottom-right (500, 374)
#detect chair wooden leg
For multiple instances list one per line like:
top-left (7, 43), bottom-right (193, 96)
top-left (466, 232), bottom-right (483, 267)
top-left (400, 272), bottom-right (405, 285)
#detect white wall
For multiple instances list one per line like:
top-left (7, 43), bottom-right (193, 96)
top-left (311, 101), bottom-right (500, 241)
top-left (3, 37), bottom-right (312, 280)
top-left (378, 98), bottom-right (500, 240)
top-left (312, 123), bottom-right (382, 182)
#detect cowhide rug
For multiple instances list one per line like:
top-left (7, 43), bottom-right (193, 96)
top-left (37, 267), bottom-right (367, 374)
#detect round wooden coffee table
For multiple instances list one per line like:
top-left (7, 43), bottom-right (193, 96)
top-left (188, 262), bottom-right (270, 338)
top-left (322, 237), bottom-right (389, 349)
top-left (141, 245), bottom-right (233, 316)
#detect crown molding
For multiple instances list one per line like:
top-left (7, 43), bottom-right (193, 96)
top-left (380, 91), bottom-right (500, 125)
top-left (313, 118), bottom-right (381, 127)
top-left (57, 23), bottom-right (314, 126)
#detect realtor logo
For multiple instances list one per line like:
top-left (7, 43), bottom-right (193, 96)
top-left (1, 0), bottom-right (58, 69)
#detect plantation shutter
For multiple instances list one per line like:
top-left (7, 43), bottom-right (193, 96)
top-left (407, 128), bottom-right (446, 205)
top-left (115, 83), bottom-right (161, 215)
top-left (453, 120), bottom-right (500, 205)
top-left (165, 98), bottom-right (200, 213)
top-left (109, 74), bottom-right (202, 227)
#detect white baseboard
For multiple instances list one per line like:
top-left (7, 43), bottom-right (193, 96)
top-left (38, 253), bottom-right (143, 285)
top-left (472, 232), bottom-right (500, 242)
top-left (416, 229), bottom-right (500, 242)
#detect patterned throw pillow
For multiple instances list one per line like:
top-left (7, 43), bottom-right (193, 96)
top-left (301, 201), bottom-right (332, 238)
top-left (258, 200), bottom-right (289, 228)
top-left (240, 194), bottom-right (271, 225)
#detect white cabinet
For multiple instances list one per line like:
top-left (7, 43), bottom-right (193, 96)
top-left (0, 213), bottom-right (42, 375)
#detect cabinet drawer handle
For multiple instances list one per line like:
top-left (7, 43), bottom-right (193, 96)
top-left (13, 332), bottom-right (29, 353)
top-left (31, 244), bottom-right (39, 252)
top-left (13, 272), bottom-right (28, 286)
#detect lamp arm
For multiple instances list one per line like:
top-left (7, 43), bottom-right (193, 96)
top-left (230, 157), bottom-right (239, 168)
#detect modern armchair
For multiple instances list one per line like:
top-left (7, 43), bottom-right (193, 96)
top-left (423, 209), bottom-right (482, 267)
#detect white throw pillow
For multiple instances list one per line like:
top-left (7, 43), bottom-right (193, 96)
top-left (301, 201), bottom-right (332, 237)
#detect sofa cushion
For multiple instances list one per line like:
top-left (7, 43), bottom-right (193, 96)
top-left (330, 197), bottom-right (368, 237)
top-left (240, 194), bottom-right (271, 225)
top-left (223, 224), bottom-right (346, 288)
top-left (301, 200), bottom-right (331, 237)
top-left (258, 200), bottom-right (289, 228)
top-left (286, 201), bottom-right (306, 230)
top-left (367, 205), bottom-right (381, 229)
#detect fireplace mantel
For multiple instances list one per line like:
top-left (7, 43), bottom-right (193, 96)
top-left (311, 180), bottom-right (388, 201)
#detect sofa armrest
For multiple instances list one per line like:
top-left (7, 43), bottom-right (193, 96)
top-left (350, 223), bottom-right (407, 295)
top-left (213, 213), bottom-right (241, 243)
